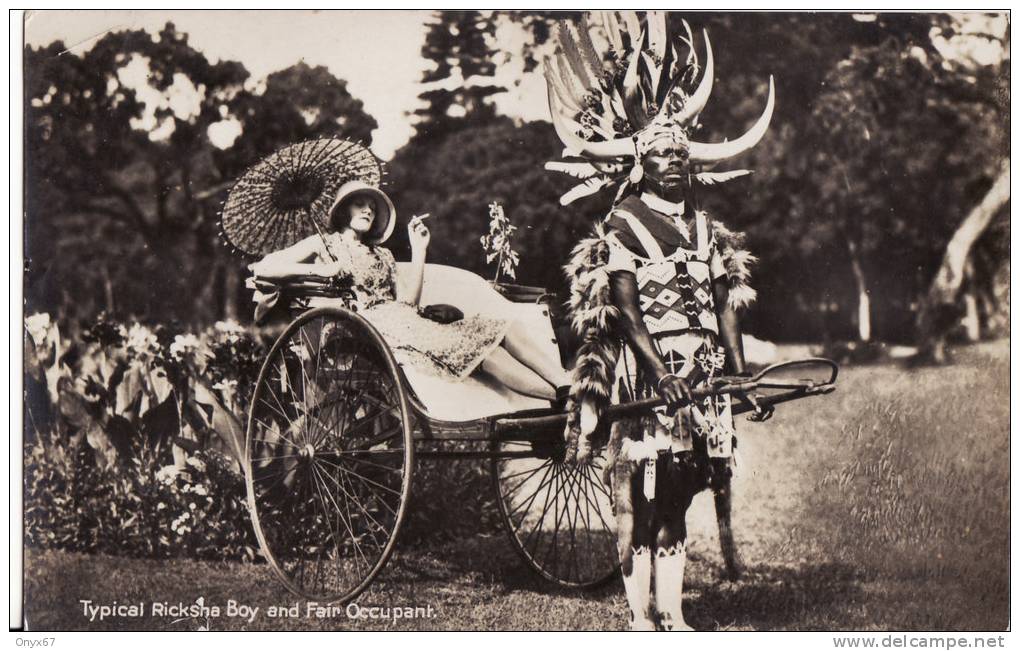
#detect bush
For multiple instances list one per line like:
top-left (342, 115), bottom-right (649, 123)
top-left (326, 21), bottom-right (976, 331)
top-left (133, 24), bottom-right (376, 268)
top-left (402, 442), bottom-right (502, 545)
top-left (24, 312), bottom-right (501, 558)
top-left (25, 433), bottom-right (257, 560)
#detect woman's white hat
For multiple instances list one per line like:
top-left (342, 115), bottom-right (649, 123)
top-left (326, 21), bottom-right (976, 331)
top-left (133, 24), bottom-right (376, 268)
top-left (328, 180), bottom-right (396, 245)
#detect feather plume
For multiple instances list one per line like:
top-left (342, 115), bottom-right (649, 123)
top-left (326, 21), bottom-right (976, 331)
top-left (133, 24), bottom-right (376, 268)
top-left (619, 11), bottom-right (642, 50)
top-left (554, 52), bottom-right (589, 106)
top-left (600, 11), bottom-right (625, 55)
top-left (560, 176), bottom-right (612, 205)
top-left (545, 58), bottom-right (582, 114)
top-left (681, 19), bottom-right (698, 68)
top-left (575, 14), bottom-right (608, 84)
top-left (695, 170), bottom-right (753, 185)
top-left (639, 52), bottom-right (660, 108)
top-left (558, 21), bottom-right (598, 91)
top-left (545, 160), bottom-right (601, 179)
top-left (621, 41), bottom-right (646, 127)
top-left (645, 11), bottom-right (667, 94)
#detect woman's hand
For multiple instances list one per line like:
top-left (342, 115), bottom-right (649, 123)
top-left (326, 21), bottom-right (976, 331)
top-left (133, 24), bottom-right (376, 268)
top-left (408, 214), bottom-right (431, 257)
top-left (315, 260), bottom-right (344, 278)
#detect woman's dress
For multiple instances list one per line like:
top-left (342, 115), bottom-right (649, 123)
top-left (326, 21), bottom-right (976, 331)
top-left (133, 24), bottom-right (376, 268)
top-left (311, 234), bottom-right (511, 379)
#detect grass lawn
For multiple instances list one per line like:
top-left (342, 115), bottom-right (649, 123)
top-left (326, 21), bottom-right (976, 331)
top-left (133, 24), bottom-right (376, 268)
top-left (23, 342), bottom-right (1009, 631)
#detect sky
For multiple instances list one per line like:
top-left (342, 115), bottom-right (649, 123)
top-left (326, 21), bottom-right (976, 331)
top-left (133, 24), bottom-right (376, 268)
top-left (24, 9), bottom-right (551, 160)
top-left (23, 10), bottom-right (1006, 159)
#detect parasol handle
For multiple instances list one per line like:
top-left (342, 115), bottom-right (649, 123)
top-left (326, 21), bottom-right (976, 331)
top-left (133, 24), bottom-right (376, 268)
top-left (307, 213), bottom-right (339, 264)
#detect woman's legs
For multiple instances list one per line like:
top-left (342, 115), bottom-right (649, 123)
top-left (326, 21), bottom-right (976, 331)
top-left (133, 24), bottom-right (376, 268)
top-left (501, 322), bottom-right (571, 388)
top-left (480, 347), bottom-right (557, 400)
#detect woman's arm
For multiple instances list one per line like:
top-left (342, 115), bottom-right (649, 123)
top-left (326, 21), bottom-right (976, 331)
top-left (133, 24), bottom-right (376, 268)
top-left (395, 215), bottom-right (430, 307)
top-left (248, 235), bottom-right (338, 280)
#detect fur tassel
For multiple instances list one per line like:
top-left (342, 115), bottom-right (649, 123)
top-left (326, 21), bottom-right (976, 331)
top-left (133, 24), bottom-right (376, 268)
top-left (711, 219), bottom-right (756, 309)
top-left (727, 284), bottom-right (757, 311)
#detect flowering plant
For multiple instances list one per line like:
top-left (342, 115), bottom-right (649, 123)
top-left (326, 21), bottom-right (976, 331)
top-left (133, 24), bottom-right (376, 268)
top-left (479, 202), bottom-right (520, 283)
top-left (24, 313), bottom-right (265, 472)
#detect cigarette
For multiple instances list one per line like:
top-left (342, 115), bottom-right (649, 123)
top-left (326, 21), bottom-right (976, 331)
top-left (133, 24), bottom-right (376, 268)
top-left (416, 213), bottom-right (432, 221)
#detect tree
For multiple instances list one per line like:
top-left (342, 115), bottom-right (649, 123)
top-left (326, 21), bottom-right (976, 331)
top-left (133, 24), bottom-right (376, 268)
top-left (26, 23), bottom-right (249, 322)
top-left (25, 24), bottom-right (379, 324)
top-left (915, 161), bottom-right (1009, 362)
top-left (411, 11), bottom-right (505, 141)
top-left (387, 117), bottom-right (598, 293)
top-left (218, 62), bottom-right (377, 179)
top-left (912, 19), bottom-right (1010, 360)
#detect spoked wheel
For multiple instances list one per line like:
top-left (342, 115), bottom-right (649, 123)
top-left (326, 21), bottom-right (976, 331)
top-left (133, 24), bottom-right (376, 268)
top-left (491, 437), bottom-right (620, 588)
top-left (245, 307), bottom-right (414, 603)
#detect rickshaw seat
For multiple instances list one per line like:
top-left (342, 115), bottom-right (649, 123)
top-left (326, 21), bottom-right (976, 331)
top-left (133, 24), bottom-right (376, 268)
top-left (395, 263), bottom-right (562, 421)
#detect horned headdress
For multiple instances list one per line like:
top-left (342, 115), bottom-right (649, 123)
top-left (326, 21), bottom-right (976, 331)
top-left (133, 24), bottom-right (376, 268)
top-left (544, 12), bottom-right (775, 205)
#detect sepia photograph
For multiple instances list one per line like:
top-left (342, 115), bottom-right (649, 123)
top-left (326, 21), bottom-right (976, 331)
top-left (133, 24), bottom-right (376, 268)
top-left (16, 8), bottom-right (1010, 635)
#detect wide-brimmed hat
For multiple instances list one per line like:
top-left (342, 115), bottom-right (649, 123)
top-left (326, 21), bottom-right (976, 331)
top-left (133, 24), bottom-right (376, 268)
top-left (327, 181), bottom-right (396, 245)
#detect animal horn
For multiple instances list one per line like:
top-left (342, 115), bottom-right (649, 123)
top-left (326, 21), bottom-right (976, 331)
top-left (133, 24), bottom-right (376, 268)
top-left (675, 30), bottom-right (714, 125)
top-left (548, 80), bottom-right (635, 159)
top-left (689, 76), bottom-right (775, 163)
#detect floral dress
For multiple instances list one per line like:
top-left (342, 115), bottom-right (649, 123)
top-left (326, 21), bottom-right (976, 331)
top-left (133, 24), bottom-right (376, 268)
top-left (312, 233), bottom-right (511, 380)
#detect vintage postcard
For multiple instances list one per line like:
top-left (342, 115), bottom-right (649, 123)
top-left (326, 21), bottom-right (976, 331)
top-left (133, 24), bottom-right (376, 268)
top-left (16, 9), bottom-right (1010, 638)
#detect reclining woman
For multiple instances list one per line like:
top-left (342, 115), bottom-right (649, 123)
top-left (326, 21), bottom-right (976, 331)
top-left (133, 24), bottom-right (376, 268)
top-left (250, 180), bottom-right (570, 401)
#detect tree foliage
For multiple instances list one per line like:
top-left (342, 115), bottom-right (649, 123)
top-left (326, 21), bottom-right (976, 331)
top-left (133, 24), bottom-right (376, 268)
top-left (25, 23), bottom-right (378, 325)
top-left (24, 13), bottom-right (1009, 347)
top-left (412, 11), bottom-right (505, 141)
top-left (387, 117), bottom-right (600, 293)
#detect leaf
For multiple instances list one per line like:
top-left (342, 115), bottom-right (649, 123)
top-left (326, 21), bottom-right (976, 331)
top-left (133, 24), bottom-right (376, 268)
top-left (106, 414), bottom-right (139, 463)
top-left (141, 395), bottom-right (180, 451)
top-left (85, 421), bottom-right (118, 470)
top-left (114, 362), bottom-right (144, 417)
top-left (149, 367), bottom-right (173, 403)
top-left (193, 380), bottom-right (244, 463)
top-left (57, 377), bottom-right (99, 429)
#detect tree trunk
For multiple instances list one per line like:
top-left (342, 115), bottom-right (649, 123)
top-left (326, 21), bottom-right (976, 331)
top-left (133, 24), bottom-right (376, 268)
top-left (915, 161), bottom-right (1010, 362)
top-left (101, 266), bottom-right (115, 314)
top-left (846, 237), bottom-right (871, 342)
top-left (223, 264), bottom-right (240, 321)
top-left (961, 260), bottom-right (980, 342)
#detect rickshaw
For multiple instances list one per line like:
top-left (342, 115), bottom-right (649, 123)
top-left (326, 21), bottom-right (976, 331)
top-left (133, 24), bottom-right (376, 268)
top-left (241, 263), bottom-right (838, 604)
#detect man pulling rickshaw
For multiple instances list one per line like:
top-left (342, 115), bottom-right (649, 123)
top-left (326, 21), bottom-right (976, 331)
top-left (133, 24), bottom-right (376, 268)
top-left (544, 12), bottom-right (778, 630)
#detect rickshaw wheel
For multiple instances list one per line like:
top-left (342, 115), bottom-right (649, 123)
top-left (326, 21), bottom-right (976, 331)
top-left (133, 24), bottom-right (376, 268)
top-left (245, 307), bottom-right (414, 603)
top-left (490, 438), bottom-right (620, 589)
